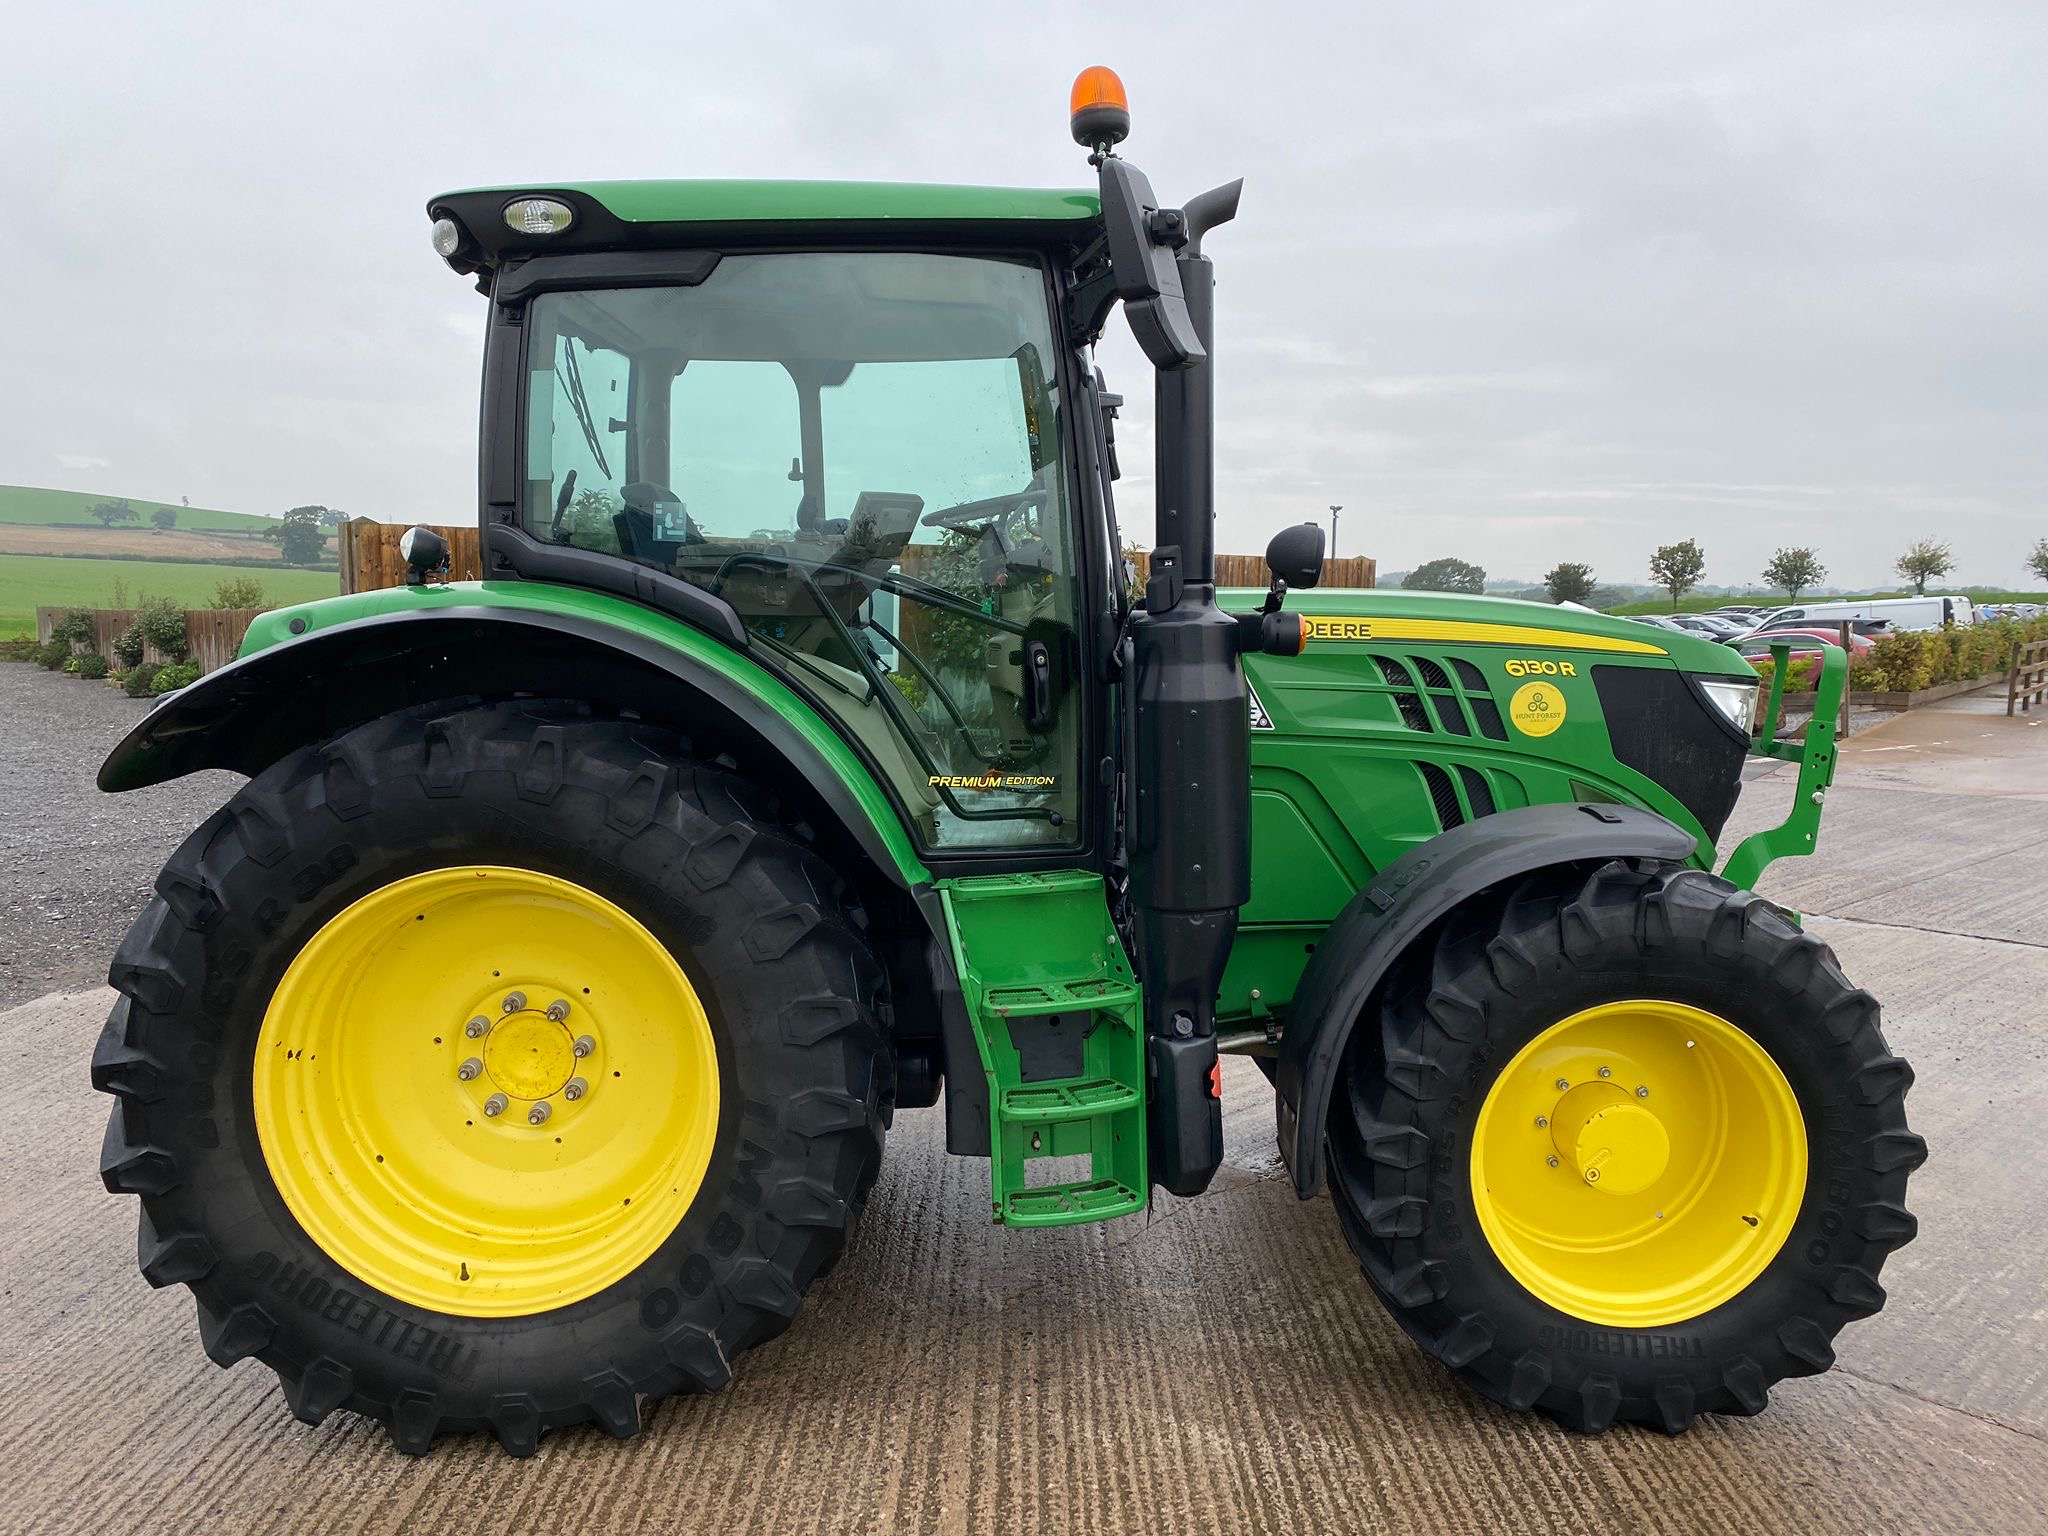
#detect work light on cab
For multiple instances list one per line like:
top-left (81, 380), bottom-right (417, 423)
top-left (1070, 65), bottom-right (1130, 151)
top-left (503, 196), bottom-right (574, 236)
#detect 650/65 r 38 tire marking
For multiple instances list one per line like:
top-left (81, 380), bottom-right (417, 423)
top-left (1325, 859), bottom-right (1925, 1434)
top-left (93, 700), bottom-right (892, 1456)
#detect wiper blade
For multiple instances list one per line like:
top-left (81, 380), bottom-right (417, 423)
top-left (561, 338), bottom-right (611, 479)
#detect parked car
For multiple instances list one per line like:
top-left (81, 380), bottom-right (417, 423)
top-left (1748, 595), bottom-right (1973, 633)
top-left (1738, 628), bottom-right (1874, 661)
top-left (1672, 614), bottom-right (1751, 639)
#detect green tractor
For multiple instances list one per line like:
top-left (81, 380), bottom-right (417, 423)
top-left (94, 69), bottom-right (1921, 1454)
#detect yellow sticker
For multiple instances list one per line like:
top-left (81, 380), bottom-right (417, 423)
top-left (1508, 681), bottom-right (1567, 737)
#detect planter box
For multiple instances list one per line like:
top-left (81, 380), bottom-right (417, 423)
top-left (1847, 675), bottom-right (2005, 710)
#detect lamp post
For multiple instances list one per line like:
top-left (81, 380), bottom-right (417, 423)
top-left (1328, 505), bottom-right (1343, 560)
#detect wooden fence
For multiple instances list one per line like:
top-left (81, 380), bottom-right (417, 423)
top-left (336, 517), bottom-right (1376, 596)
top-left (338, 517), bottom-right (483, 594)
top-left (2012, 637), bottom-right (2048, 716)
top-left (36, 606), bottom-right (265, 674)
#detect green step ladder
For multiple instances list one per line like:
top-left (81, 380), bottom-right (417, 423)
top-left (938, 871), bottom-right (1148, 1227)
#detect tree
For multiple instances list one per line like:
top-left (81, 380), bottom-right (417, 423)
top-left (317, 508), bottom-right (347, 528)
top-left (151, 506), bottom-right (177, 531)
top-left (1543, 561), bottom-right (1597, 605)
top-left (2026, 538), bottom-right (2048, 586)
top-left (1401, 557), bottom-right (1487, 594)
top-left (179, 495), bottom-right (189, 507)
top-left (1648, 539), bottom-right (1706, 609)
top-left (266, 505), bottom-right (329, 565)
top-left (1762, 546), bottom-right (1825, 601)
top-left (90, 498), bottom-right (138, 528)
top-left (211, 575), bottom-right (270, 609)
top-left (1894, 538), bottom-right (1952, 595)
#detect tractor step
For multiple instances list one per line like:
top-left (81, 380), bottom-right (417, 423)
top-left (938, 871), bottom-right (1148, 1228)
top-left (1002, 1177), bottom-right (1145, 1228)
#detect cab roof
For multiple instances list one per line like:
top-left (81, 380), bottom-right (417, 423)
top-left (428, 180), bottom-right (1103, 280)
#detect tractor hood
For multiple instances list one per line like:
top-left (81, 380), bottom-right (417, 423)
top-left (1220, 587), bottom-right (1751, 679)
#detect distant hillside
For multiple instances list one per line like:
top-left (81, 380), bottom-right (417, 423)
top-left (0, 484), bottom-right (274, 532)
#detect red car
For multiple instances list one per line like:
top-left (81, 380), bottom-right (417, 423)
top-left (1739, 626), bottom-right (1874, 659)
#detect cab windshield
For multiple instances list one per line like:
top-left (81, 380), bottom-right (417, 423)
top-left (524, 252), bottom-right (1082, 850)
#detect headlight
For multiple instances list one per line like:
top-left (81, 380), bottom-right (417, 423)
top-left (1695, 676), bottom-right (1758, 736)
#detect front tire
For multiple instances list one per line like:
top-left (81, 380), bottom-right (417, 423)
top-left (94, 701), bottom-right (891, 1454)
top-left (1326, 860), bottom-right (1925, 1433)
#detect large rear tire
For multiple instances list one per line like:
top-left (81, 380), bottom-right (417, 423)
top-left (1326, 860), bottom-right (1924, 1433)
top-left (94, 700), bottom-right (891, 1455)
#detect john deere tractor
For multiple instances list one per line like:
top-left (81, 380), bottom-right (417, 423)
top-left (93, 69), bottom-right (1922, 1454)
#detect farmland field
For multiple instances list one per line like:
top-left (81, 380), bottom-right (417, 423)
top-left (0, 484), bottom-right (274, 532)
top-left (0, 554), bottom-right (337, 637)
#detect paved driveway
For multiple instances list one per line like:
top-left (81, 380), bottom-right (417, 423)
top-left (0, 672), bottom-right (2042, 1534)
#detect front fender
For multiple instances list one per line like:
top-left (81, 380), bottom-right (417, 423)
top-left (1274, 803), bottom-right (1697, 1197)
top-left (99, 590), bottom-right (928, 890)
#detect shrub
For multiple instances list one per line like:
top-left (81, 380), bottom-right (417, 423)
top-left (35, 639), bottom-right (69, 669)
top-left (887, 669), bottom-right (929, 711)
top-left (122, 663), bottom-right (161, 697)
top-left (149, 659), bottom-right (202, 695)
top-left (112, 623), bottom-right (147, 668)
top-left (133, 596), bottom-right (189, 660)
top-left (61, 655), bottom-right (84, 674)
top-left (76, 654), bottom-right (110, 679)
top-left (211, 575), bottom-right (270, 610)
top-left (49, 608), bottom-right (97, 647)
top-left (0, 637), bottom-right (38, 662)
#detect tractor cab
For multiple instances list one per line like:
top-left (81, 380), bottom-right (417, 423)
top-left (428, 189), bottom-right (1117, 853)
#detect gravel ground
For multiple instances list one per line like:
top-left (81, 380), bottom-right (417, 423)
top-left (0, 664), bottom-right (241, 1007)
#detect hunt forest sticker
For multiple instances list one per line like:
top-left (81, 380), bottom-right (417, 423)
top-left (1508, 681), bottom-right (1567, 737)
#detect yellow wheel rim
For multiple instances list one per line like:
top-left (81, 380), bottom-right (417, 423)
top-left (1470, 1000), bottom-right (1806, 1328)
top-left (253, 866), bottom-right (720, 1317)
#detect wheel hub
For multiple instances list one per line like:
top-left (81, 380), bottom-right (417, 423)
top-left (481, 1005), bottom-right (578, 1101)
top-left (1548, 1081), bottom-right (1669, 1195)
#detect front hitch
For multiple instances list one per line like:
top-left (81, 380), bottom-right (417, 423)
top-left (1718, 640), bottom-right (1846, 891)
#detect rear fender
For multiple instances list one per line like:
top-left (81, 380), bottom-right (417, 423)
top-left (98, 602), bottom-right (929, 891)
top-left (1274, 803), bottom-right (1697, 1197)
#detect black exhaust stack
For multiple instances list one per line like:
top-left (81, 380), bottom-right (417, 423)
top-left (1095, 147), bottom-right (1248, 1197)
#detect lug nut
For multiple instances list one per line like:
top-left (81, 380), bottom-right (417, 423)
top-left (563, 1077), bottom-right (588, 1101)
top-left (457, 1057), bottom-right (483, 1081)
top-left (546, 1000), bottom-right (571, 1023)
top-left (573, 1034), bottom-right (596, 1059)
top-left (464, 1015), bottom-right (490, 1039)
top-left (501, 991), bottom-right (527, 1013)
top-left (1534, 1115), bottom-right (1549, 1128)
top-left (1636, 1085), bottom-right (1650, 1099)
top-left (483, 1093), bottom-right (508, 1118)
top-left (528, 1102), bottom-right (552, 1126)
top-left (1598, 1066), bottom-right (1612, 1079)
top-left (1555, 1078), bottom-right (1569, 1091)
top-left (1546, 1155), bottom-right (1560, 1168)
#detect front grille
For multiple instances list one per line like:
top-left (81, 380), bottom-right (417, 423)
top-left (1469, 697), bottom-right (1509, 740)
top-left (1592, 665), bottom-right (1747, 840)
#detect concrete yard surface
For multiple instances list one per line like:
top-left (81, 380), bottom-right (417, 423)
top-left (1, 683), bottom-right (2044, 1534)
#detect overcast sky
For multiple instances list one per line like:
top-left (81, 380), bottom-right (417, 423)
top-left (5, 1), bottom-right (2043, 589)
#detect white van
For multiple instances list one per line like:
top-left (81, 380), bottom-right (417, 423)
top-left (1750, 595), bottom-right (1974, 633)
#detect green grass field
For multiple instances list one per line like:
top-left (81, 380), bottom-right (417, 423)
top-left (0, 483), bottom-right (274, 533)
top-left (0, 554), bottom-right (337, 637)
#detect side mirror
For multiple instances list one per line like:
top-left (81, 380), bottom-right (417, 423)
top-left (1098, 158), bottom-right (1204, 370)
top-left (1266, 523), bottom-right (1325, 590)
